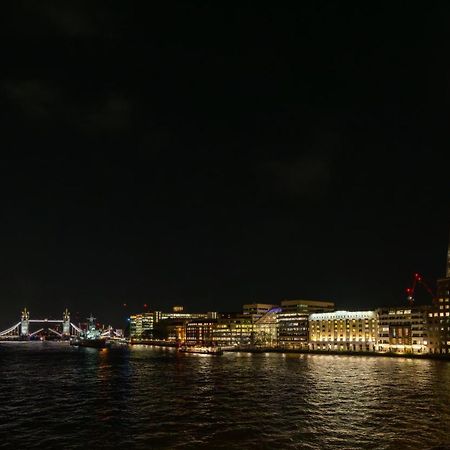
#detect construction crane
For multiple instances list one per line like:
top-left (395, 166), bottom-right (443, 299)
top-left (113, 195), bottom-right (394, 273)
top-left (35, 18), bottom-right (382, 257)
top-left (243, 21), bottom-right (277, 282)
top-left (405, 272), bottom-right (435, 306)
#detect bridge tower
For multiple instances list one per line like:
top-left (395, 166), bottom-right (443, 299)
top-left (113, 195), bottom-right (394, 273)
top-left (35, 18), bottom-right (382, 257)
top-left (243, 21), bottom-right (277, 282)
top-left (21, 308), bottom-right (30, 337)
top-left (62, 309), bottom-right (70, 336)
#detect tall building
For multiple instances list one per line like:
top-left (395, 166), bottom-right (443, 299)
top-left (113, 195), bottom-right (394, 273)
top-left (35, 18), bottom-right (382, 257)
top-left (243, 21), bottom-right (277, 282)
top-left (129, 312), bottom-right (158, 339)
top-left (428, 236), bottom-right (450, 354)
top-left (309, 310), bottom-right (378, 352)
top-left (447, 232), bottom-right (450, 278)
top-left (277, 299), bottom-right (335, 349)
top-left (377, 306), bottom-right (430, 353)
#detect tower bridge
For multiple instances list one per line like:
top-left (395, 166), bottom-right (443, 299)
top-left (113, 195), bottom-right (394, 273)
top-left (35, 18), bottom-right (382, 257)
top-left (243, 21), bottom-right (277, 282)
top-left (0, 309), bottom-right (118, 340)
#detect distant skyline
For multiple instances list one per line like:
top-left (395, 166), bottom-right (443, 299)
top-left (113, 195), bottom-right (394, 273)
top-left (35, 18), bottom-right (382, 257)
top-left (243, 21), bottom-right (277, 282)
top-left (1, 2), bottom-right (450, 327)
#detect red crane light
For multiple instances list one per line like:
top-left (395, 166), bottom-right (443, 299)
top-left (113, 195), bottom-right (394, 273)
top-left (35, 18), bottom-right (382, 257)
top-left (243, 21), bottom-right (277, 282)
top-left (406, 272), bottom-right (435, 306)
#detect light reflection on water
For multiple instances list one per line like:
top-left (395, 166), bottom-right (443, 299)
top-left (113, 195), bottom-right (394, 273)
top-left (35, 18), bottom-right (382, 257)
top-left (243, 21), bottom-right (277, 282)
top-left (0, 343), bottom-right (449, 449)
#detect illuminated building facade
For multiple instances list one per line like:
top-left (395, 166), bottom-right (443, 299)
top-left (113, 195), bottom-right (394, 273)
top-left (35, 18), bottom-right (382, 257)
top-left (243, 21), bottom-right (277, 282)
top-left (129, 312), bottom-right (157, 339)
top-left (161, 311), bottom-right (209, 320)
top-left (428, 277), bottom-right (450, 354)
top-left (254, 307), bottom-right (281, 347)
top-left (129, 307), bottom-right (214, 340)
top-left (185, 319), bottom-right (216, 346)
top-left (447, 238), bottom-right (450, 278)
top-left (309, 311), bottom-right (377, 351)
top-left (277, 300), bottom-right (335, 349)
top-left (376, 306), bottom-right (429, 353)
top-left (427, 237), bottom-right (450, 354)
top-left (213, 314), bottom-right (254, 347)
top-left (153, 318), bottom-right (187, 343)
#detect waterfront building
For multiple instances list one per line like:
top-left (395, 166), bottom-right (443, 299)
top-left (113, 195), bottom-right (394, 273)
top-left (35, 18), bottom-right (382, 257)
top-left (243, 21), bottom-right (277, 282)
top-left (129, 312), bottom-right (158, 339)
top-left (376, 306), bottom-right (429, 353)
top-left (309, 310), bottom-right (378, 352)
top-left (427, 237), bottom-right (450, 354)
top-left (185, 319), bottom-right (217, 346)
top-left (213, 314), bottom-right (255, 347)
top-left (277, 299), bottom-right (335, 349)
top-left (129, 306), bottom-right (213, 340)
top-left (428, 277), bottom-right (450, 354)
top-left (253, 307), bottom-right (281, 347)
top-left (152, 318), bottom-right (187, 343)
top-left (427, 235), bottom-right (450, 354)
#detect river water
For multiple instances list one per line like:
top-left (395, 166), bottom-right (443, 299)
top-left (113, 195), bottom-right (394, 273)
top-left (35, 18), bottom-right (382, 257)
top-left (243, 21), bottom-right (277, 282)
top-left (0, 343), bottom-right (449, 449)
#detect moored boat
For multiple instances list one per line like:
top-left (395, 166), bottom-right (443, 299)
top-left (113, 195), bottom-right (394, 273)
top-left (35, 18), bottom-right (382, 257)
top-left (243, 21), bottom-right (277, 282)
top-left (178, 346), bottom-right (223, 355)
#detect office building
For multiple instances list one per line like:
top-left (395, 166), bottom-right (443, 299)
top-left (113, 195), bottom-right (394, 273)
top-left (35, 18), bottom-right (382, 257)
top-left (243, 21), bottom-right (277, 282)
top-left (185, 319), bottom-right (216, 346)
top-left (309, 310), bottom-right (378, 351)
top-left (428, 270), bottom-right (450, 354)
top-left (277, 299), bottom-right (335, 349)
top-left (161, 306), bottom-right (209, 321)
top-left (213, 314), bottom-right (255, 347)
top-left (427, 236), bottom-right (450, 354)
top-left (254, 307), bottom-right (281, 347)
top-left (129, 306), bottom-right (214, 340)
top-left (153, 318), bottom-right (187, 343)
top-left (377, 306), bottom-right (429, 353)
top-left (129, 312), bottom-right (158, 339)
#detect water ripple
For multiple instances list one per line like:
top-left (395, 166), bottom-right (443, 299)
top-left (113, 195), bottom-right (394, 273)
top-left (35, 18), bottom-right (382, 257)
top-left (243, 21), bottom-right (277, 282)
top-left (0, 344), bottom-right (450, 449)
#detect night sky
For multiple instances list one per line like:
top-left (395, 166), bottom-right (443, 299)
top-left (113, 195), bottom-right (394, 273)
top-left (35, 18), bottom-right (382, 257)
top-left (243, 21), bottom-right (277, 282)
top-left (1, 2), bottom-right (450, 328)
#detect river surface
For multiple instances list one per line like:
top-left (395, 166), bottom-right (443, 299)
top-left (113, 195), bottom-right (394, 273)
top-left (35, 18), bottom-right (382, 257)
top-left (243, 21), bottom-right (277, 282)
top-left (0, 343), bottom-right (449, 449)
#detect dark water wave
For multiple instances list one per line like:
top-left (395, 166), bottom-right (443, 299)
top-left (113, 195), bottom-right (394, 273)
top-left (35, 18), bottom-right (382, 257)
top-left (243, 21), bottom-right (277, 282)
top-left (1, 343), bottom-right (450, 449)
